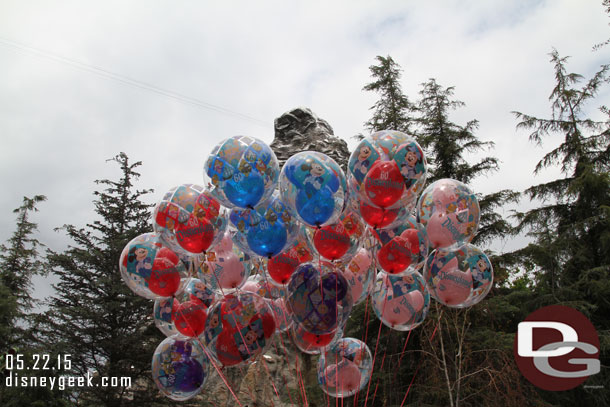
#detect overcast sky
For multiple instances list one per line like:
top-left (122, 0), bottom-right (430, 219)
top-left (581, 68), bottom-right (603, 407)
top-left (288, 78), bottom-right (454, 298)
top-left (1, 1), bottom-right (609, 299)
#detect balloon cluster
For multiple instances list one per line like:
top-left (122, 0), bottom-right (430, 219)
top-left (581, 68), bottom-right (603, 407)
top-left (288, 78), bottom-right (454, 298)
top-left (119, 131), bottom-right (494, 401)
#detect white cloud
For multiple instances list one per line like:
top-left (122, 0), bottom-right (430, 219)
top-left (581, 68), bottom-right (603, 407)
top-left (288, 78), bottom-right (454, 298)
top-left (0, 0), bottom-right (608, 298)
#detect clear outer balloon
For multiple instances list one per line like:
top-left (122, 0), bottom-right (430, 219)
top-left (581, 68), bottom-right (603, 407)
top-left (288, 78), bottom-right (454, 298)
top-left (417, 178), bottom-right (480, 250)
top-left (241, 274), bottom-right (292, 333)
top-left (307, 209), bottom-right (365, 263)
top-left (153, 278), bottom-right (218, 338)
top-left (374, 221), bottom-right (429, 276)
top-left (229, 194), bottom-right (298, 258)
top-left (119, 232), bottom-right (188, 300)
top-left (203, 136), bottom-right (280, 209)
top-left (347, 180), bottom-right (413, 230)
top-left (151, 337), bottom-right (210, 401)
top-left (337, 248), bottom-right (376, 305)
top-left (286, 262), bottom-right (352, 335)
top-left (202, 292), bottom-right (276, 367)
top-left (152, 184), bottom-right (228, 257)
top-left (347, 130), bottom-right (427, 210)
top-left (154, 297), bottom-right (180, 337)
top-left (292, 325), bottom-right (343, 355)
top-left (424, 244), bottom-right (493, 308)
top-left (264, 225), bottom-right (314, 285)
top-left (371, 271), bottom-right (430, 331)
top-left (279, 151), bottom-right (347, 227)
top-left (196, 234), bottom-right (251, 294)
top-left (317, 337), bottom-right (373, 398)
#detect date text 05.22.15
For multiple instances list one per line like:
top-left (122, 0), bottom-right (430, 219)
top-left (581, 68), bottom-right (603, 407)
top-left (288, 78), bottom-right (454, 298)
top-left (4, 354), bottom-right (71, 371)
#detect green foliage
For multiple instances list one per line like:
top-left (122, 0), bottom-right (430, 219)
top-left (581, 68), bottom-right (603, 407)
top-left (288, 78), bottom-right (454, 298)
top-left (362, 55), bottom-right (417, 135)
top-left (511, 49), bottom-right (610, 406)
top-left (41, 153), bottom-right (166, 406)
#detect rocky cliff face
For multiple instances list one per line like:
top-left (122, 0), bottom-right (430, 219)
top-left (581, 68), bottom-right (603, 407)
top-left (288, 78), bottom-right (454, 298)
top-left (271, 107), bottom-right (350, 171)
top-left (199, 108), bottom-right (348, 407)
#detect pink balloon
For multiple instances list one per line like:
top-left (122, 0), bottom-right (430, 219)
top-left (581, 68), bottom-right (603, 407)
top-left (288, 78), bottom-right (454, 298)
top-left (426, 212), bottom-right (458, 249)
top-left (207, 250), bottom-right (245, 289)
top-left (434, 257), bottom-right (472, 306)
top-left (216, 233), bottom-right (234, 253)
top-left (382, 290), bottom-right (424, 327)
top-left (324, 361), bottom-right (362, 393)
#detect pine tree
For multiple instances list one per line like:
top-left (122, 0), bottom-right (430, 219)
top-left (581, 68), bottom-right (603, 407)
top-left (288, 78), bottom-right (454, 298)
top-left (0, 195), bottom-right (47, 348)
top-left (417, 78), bottom-right (519, 247)
top-left (42, 153), bottom-right (165, 406)
top-left (512, 50), bottom-right (610, 404)
top-left (408, 79), bottom-right (525, 407)
top-left (362, 55), bottom-right (417, 136)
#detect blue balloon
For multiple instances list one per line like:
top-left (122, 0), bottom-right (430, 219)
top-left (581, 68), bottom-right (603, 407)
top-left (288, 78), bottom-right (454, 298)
top-left (296, 187), bottom-right (335, 226)
top-left (230, 195), bottom-right (297, 258)
top-left (224, 171), bottom-right (264, 208)
top-left (247, 216), bottom-right (287, 257)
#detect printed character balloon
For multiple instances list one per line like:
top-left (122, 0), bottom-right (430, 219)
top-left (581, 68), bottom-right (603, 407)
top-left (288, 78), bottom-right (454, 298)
top-left (119, 232), bottom-right (188, 299)
top-left (201, 292), bottom-right (276, 367)
top-left (375, 221), bottom-right (429, 276)
top-left (279, 151), bottom-right (347, 227)
top-left (204, 136), bottom-right (279, 209)
top-left (153, 184), bottom-right (227, 257)
top-left (151, 337), bottom-right (210, 401)
top-left (309, 209), bottom-right (364, 262)
top-left (337, 248), bottom-right (376, 306)
top-left (230, 194), bottom-right (298, 258)
top-left (317, 337), bottom-right (373, 398)
top-left (348, 130), bottom-right (427, 210)
top-left (196, 234), bottom-right (251, 294)
top-left (286, 263), bottom-right (352, 335)
top-left (417, 178), bottom-right (480, 250)
top-left (424, 244), bottom-right (493, 308)
top-left (154, 297), bottom-right (180, 337)
top-left (241, 274), bottom-right (292, 333)
top-left (264, 226), bottom-right (314, 285)
top-left (371, 271), bottom-right (430, 331)
top-left (292, 324), bottom-right (343, 355)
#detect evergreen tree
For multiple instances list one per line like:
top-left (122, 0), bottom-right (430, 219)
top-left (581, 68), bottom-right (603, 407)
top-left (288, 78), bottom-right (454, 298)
top-left (512, 50), bottom-right (610, 404)
top-left (407, 79), bottom-right (524, 407)
top-left (0, 195), bottom-right (47, 348)
top-left (362, 55), bottom-right (417, 136)
top-left (42, 153), bottom-right (165, 406)
top-left (417, 78), bottom-right (519, 247)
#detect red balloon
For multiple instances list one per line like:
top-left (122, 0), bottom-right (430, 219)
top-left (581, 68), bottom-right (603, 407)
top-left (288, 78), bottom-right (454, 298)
top-left (359, 202), bottom-right (399, 229)
top-left (174, 216), bottom-right (214, 254)
top-left (377, 237), bottom-right (411, 274)
top-left (268, 253), bottom-right (300, 285)
top-left (302, 329), bottom-right (335, 347)
top-left (148, 247), bottom-right (182, 296)
top-left (313, 225), bottom-right (351, 260)
top-left (363, 160), bottom-right (404, 208)
top-left (215, 328), bottom-right (242, 366)
top-left (174, 300), bottom-right (207, 337)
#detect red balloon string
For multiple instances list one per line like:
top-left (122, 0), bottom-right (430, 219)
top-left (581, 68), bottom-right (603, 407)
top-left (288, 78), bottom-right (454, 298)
top-left (363, 292), bottom-right (388, 407)
top-left (399, 309), bottom-right (444, 407)
top-left (370, 331), bottom-right (392, 406)
top-left (177, 308), bottom-right (243, 407)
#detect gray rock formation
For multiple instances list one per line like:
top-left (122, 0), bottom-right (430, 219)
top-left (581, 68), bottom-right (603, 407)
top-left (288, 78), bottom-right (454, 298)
top-left (271, 107), bottom-right (350, 172)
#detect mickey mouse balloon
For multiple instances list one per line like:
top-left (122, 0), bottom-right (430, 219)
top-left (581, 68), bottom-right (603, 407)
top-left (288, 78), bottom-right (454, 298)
top-left (204, 136), bottom-right (279, 209)
top-left (279, 151), bottom-right (347, 227)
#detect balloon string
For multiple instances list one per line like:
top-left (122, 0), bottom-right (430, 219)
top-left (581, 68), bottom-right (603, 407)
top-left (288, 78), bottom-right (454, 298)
top-left (260, 356), bottom-right (281, 406)
top-left (363, 292), bottom-right (387, 407)
top-left (295, 350), bottom-right (309, 406)
top-left (399, 309), bottom-right (443, 407)
top-left (353, 295), bottom-right (370, 407)
top-left (176, 307), bottom-right (243, 407)
top-left (370, 330), bottom-right (391, 406)
top-left (274, 333), bottom-right (297, 407)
